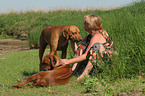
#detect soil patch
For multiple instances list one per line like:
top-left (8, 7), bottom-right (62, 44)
top-left (0, 39), bottom-right (30, 54)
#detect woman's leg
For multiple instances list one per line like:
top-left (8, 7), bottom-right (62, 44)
top-left (72, 62), bottom-right (82, 75)
top-left (77, 60), bottom-right (93, 80)
top-left (72, 63), bottom-right (78, 71)
top-left (72, 47), bottom-right (84, 74)
top-left (72, 63), bottom-right (78, 75)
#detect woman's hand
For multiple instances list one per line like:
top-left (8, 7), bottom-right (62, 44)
top-left (59, 59), bottom-right (69, 65)
top-left (55, 59), bottom-right (69, 67)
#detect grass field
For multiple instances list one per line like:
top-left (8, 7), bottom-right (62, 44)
top-left (0, 0), bottom-right (145, 95)
top-left (0, 50), bottom-right (144, 96)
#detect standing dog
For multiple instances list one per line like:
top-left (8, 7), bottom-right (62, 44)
top-left (39, 25), bottom-right (82, 70)
top-left (11, 55), bottom-right (72, 88)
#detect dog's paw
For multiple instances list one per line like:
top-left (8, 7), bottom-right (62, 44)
top-left (17, 76), bottom-right (28, 82)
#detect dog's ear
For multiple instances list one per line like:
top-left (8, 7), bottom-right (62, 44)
top-left (54, 56), bottom-right (62, 68)
top-left (63, 31), bottom-right (69, 40)
top-left (49, 57), bottom-right (55, 67)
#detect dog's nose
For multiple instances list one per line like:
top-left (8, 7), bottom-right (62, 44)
top-left (80, 37), bottom-right (83, 41)
top-left (76, 38), bottom-right (82, 42)
top-left (78, 36), bottom-right (83, 41)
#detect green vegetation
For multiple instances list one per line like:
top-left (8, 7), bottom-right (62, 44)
top-left (0, 1), bottom-right (144, 95)
top-left (0, 50), bottom-right (144, 96)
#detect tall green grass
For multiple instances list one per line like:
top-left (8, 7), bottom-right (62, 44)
top-left (0, 1), bottom-right (144, 80)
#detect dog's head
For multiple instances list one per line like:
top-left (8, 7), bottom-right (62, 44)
top-left (63, 25), bottom-right (82, 42)
top-left (41, 55), bottom-right (61, 71)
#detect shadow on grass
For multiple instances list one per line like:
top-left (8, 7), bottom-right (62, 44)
top-left (22, 71), bottom-right (38, 76)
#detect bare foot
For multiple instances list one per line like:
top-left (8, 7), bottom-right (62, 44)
top-left (76, 75), bottom-right (85, 81)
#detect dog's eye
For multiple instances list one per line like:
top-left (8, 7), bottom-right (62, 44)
top-left (42, 63), bottom-right (47, 65)
top-left (84, 21), bottom-right (89, 24)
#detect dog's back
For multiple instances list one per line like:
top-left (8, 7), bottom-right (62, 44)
top-left (42, 65), bottom-right (72, 86)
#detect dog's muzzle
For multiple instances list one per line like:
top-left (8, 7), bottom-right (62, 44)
top-left (70, 35), bottom-right (82, 42)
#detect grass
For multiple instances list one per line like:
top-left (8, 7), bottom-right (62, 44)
top-left (0, 50), bottom-right (144, 96)
top-left (0, 0), bottom-right (145, 95)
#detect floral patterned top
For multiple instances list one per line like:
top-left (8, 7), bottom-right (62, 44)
top-left (74, 33), bottom-right (116, 68)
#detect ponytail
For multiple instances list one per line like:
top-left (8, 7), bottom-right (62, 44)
top-left (99, 29), bottom-right (109, 39)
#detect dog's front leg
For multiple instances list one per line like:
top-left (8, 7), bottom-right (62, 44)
top-left (39, 34), bottom-right (47, 71)
top-left (50, 38), bottom-right (59, 55)
top-left (61, 43), bottom-right (68, 59)
top-left (11, 74), bottom-right (37, 88)
top-left (70, 40), bottom-right (78, 53)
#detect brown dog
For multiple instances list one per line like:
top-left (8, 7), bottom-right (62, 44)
top-left (11, 55), bottom-right (72, 88)
top-left (39, 25), bottom-right (82, 70)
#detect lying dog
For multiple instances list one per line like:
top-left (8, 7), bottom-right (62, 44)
top-left (39, 25), bottom-right (82, 70)
top-left (11, 55), bottom-right (72, 88)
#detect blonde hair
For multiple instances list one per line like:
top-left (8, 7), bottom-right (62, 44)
top-left (84, 14), bottom-right (109, 39)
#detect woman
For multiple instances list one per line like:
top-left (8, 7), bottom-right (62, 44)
top-left (59, 14), bottom-right (116, 80)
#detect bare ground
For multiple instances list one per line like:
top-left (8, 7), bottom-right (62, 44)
top-left (0, 39), bottom-right (31, 54)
